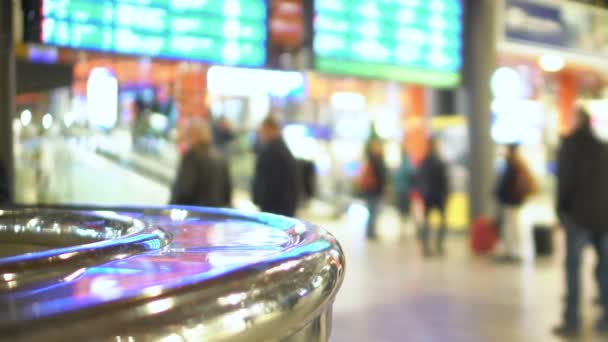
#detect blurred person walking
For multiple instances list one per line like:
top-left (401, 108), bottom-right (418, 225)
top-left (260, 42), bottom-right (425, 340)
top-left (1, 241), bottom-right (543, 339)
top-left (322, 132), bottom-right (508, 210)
top-left (212, 115), bottom-right (236, 153)
top-left (394, 148), bottom-right (414, 236)
top-left (170, 118), bottom-right (232, 207)
top-left (252, 116), bottom-right (298, 217)
top-left (554, 109), bottom-right (608, 337)
top-left (494, 144), bottom-right (536, 262)
top-left (356, 138), bottom-right (387, 240)
top-left (417, 138), bottom-right (449, 256)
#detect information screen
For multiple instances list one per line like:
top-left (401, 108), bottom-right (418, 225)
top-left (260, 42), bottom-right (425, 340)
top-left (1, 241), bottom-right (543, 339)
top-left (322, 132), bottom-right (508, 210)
top-left (33, 0), bottom-right (267, 67)
top-left (313, 0), bottom-right (462, 87)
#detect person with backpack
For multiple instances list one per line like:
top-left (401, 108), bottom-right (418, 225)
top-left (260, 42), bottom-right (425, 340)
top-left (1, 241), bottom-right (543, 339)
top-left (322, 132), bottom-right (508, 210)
top-left (553, 109), bottom-right (608, 337)
top-left (170, 118), bottom-right (232, 208)
top-left (356, 138), bottom-right (387, 240)
top-left (417, 138), bottom-right (449, 256)
top-left (495, 144), bottom-right (536, 262)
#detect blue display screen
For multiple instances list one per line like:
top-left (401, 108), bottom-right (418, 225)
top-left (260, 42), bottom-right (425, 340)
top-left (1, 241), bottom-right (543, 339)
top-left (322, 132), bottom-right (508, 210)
top-left (36, 0), bottom-right (268, 67)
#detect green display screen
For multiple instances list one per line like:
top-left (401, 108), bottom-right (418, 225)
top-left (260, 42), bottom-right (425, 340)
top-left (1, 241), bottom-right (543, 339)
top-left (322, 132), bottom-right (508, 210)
top-left (39, 0), bottom-right (267, 67)
top-left (314, 0), bottom-right (463, 87)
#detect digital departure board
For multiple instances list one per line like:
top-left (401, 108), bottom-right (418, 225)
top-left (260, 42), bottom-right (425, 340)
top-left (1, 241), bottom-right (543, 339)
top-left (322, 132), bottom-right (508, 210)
top-left (30, 0), bottom-right (267, 67)
top-left (313, 0), bottom-right (463, 87)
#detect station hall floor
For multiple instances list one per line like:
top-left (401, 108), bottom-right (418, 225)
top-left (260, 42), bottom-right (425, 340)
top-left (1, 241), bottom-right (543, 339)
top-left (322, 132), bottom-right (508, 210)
top-left (321, 207), bottom-right (606, 342)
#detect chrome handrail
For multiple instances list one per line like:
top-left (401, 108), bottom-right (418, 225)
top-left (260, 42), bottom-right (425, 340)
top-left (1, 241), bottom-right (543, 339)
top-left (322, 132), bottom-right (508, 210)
top-left (0, 206), bottom-right (345, 341)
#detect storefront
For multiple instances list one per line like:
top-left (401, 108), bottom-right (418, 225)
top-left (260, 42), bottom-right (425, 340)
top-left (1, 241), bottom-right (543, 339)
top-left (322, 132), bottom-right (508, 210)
top-left (14, 0), bottom-right (270, 205)
top-left (493, 0), bottom-right (608, 225)
top-left (10, 0), bottom-right (471, 231)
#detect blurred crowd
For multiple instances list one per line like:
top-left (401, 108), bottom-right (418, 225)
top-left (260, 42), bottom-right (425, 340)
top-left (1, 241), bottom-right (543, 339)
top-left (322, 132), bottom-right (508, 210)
top-left (167, 106), bottom-right (608, 337)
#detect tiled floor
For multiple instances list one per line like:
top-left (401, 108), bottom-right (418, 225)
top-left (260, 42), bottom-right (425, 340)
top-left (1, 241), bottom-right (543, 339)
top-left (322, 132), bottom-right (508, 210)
top-left (315, 204), bottom-right (606, 342)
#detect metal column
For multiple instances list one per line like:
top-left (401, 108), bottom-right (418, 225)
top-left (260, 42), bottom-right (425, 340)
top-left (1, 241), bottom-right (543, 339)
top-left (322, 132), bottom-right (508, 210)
top-left (0, 0), bottom-right (15, 202)
top-left (464, 0), bottom-right (497, 220)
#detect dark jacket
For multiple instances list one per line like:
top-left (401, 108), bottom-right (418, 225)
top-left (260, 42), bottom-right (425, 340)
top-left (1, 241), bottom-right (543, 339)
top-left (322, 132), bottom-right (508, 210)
top-left (496, 158), bottom-right (524, 206)
top-left (362, 153), bottom-right (387, 197)
top-left (252, 138), bottom-right (298, 217)
top-left (170, 143), bottom-right (232, 207)
top-left (417, 153), bottom-right (448, 205)
top-left (557, 124), bottom-right (608, 232)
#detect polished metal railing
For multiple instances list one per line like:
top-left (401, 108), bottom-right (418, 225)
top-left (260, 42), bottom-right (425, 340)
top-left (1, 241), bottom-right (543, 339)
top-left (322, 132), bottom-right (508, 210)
top-left (0, 206), bottom-right (345, 341)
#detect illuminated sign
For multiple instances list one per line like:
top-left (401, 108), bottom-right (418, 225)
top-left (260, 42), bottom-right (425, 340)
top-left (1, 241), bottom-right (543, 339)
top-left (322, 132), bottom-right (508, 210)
top-left (31, 0), bottom-right (267, 67)
top-left (207, 66), bottom-right (305, 97)
top-left (313, 0), bottom-right (463, 87)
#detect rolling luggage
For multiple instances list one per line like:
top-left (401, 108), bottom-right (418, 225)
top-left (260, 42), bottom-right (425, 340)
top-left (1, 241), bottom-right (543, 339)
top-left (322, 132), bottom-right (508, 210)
top-left (471, 217), bottom-right (498, 255)
top-left (533, 225), bottom-right (553, 257)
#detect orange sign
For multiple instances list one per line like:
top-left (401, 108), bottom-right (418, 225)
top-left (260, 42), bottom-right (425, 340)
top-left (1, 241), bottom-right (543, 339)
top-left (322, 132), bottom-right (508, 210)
top-left (270, 0), bottom-right (304, 48)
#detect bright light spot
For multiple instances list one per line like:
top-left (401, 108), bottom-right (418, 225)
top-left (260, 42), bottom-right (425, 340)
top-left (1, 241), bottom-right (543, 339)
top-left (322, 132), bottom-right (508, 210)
top-left (359, 21), bottom-right (380, 38)
top-left (20, 109), bottom-right (32, 126)
top-left (218, 293), bottom-right (247, 306)
top-left (224, 0), bottom-right (240, 16)
top-left (491, 99), bottom-right (544, 144)
top-left (374, 109), bottom-right (399, 139)
top-left (182, 324), bottom-right (206, 340)
top-left (315, 153), bottom-right (332, 175)
top-left (159, 333), bottom-right (182, 342)
top-left (314, 33), bottom-right (346, 53)
top-left (12, 119), bottom-right (21, 133)
top-left (312, 275), bottom-right (323, 288)
top-left (358, 2), bottom-right (379, 17)
top-left (146, 298), bottom-right (175, 315)
top-left (222, 312), bottom-right (247, 332)
top-left (352, 40), bottom-right (390, 61)
top-left (347, 202), bottom-right (369, 223)
top-left (208, 66), bottom-right (304, 97)
top-left (64, 268), bottom-right (86, 282)
top-left (169, 209), bottom-right (188, 222)
top-left (283, 124), bottom-right (317, 160)
top-left (491, 67), bottom-right (525, 100)
top-left (3, 273), bottom-right (16, 281)
top-left (87, 67), bottom-right (118, 129)
top-left (384, 141), bottom-right (402, 169)
top-left (587, 100), bottom-right (608, 142)
top-left (142, 285), bottom-right (164, 297)
top-left (330, 92), bottom-right (366, 111)
top-left (223, 41), bottom-right (241, 63)
top-left (223, 19), bottom-right (240, 39)
top-left (64, 112), bottom-right (74, 128)
top-left (90, 278), bottom-right (122, 299)
top-left (58, 252), bottom-right (77, 260)
top-left (42, 113), bottom-right (54, 130)
top-left (539, 54), bottom-right (565, 72)
top-left (149, 112), bottom-right (169, 131)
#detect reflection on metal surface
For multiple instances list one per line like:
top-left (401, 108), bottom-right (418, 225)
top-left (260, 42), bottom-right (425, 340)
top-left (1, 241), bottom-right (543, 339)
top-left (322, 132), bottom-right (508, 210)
top-left (0, 206), bottom-right (345, 341)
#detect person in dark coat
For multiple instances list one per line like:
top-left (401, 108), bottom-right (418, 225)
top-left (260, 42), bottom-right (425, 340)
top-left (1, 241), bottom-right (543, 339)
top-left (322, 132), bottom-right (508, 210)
top-left (359, 138), bottom-right (387, 240)
top-left (170, 118), bottom-right (232, 208)
top-left (417, 138), bottom-right (449, 256)
top-left (394, 148), bottom-right (413, 229)
top-left (252, 116), bottom-right (298, 217)
top-left (554, 109), bottom-right (608, 337)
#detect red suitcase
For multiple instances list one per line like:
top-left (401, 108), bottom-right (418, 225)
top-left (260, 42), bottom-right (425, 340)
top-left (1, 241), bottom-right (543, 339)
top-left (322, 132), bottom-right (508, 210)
top-left (470, 217), bottom-right (498, 255)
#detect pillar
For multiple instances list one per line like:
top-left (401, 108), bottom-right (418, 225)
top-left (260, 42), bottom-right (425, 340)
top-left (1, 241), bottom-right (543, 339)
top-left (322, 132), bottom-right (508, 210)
top-left (557, 71), bottom-right (577, 136)
top-left (0, 0), bottom-right (15, 202)
top-left (464, 0), bottom-right (497, 220)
